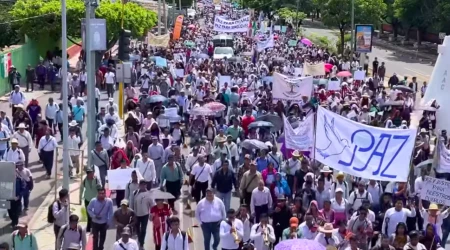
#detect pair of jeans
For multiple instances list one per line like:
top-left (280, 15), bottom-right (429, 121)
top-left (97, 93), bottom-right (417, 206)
top-left (201, 221), bottom-right (221, 250)
top-left (216, 191), bottom-right (232, 211)
top-left (106, 84), bottom-right (114, 98)
top-left (8, 199), bottom-right (21, 227)
top-left (136, 214), bottom-right (149, 247)
top-left (22, 189), bottom-right (30, 209)
top-left (85, 199), bottom-right (92, 232)
top-left (92, 222), bottom-right (108, 250)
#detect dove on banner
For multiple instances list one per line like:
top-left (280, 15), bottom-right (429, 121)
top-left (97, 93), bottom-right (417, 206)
top-left (256, 34), bottom-right (274, 52)
top-left (315, 107), bottom-right (417, 182)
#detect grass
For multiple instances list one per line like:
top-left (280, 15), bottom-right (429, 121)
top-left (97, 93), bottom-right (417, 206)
top-left (80, 207), bottom-right (88, 222)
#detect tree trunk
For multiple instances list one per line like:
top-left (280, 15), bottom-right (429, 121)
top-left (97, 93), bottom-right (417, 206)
top-left (316, 9), bottom-right (320, 19)
top-left (417, 29), bottom-right (424, 46)
top-left (339, 28), bottom-right (345, 54)
top-left (404, 26), bottom-right (411, 41)
top-left (393, 23), bottom-right (398, 38)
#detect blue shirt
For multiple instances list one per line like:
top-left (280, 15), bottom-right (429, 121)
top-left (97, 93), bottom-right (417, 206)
top-left (72, 106), bottom-right (85, 122)
top-left (87, 198), bottom-right (114, 225)
top-left (256, 157), bottom-right (270, 172)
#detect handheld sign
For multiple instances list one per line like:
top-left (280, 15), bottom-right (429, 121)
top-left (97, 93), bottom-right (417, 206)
top-left (420, 176), bottom-right (450, 206)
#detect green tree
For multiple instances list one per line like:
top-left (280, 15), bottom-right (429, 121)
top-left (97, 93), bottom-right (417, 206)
top-left (381, 0), bottom-right (401, 39)
top-left (10, 0), bottom-right (157, 50)
top-left (436, 0), bottom-right (450, 34)
top-left (0, 3), bottom-right (21, 49)
top-left (318, 0), bottom-right (386, 52)
top-left (394, 0), bottom-right (438, 45)
top-left (277, 7), bottom-right (306, 26)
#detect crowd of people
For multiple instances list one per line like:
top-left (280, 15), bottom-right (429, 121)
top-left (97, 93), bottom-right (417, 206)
top-left (1, 0), bottom-right (448, 250)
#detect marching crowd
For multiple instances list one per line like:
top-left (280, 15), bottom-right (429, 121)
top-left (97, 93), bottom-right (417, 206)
top-left (1, 1), bottom-right (448, 250)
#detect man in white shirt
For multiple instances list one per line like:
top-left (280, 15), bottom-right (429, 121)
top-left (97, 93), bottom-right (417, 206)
top-left (136, 152), bottom-right (156, 190)
top-left (104, 69), bottom-right (116, 98)
top-left (195, 188), bottom-right (226, 250)
top-left (0, 124), bottom-right (10, 158)
top-left (45, 97), bottom-right (59, 133)
top-left (161, 217), bottom-right (189, 250)
top-left (38, 129), bottom-right (58, 178)
top-left (12, 123), bottom-right (32, 167)
top-left (113, 227), bottom-right (139, 250)
top-left (348, 180), bottom-right (373, 213)
top-left (250, 180), bottom-right (273, 223)
top-left (3, 138), bottom-right (25, 163)
top-left (249, 213), bottom-right (275, 250)
top-left (190, 155), bottom-right (212, 203)
top-left (299, 213), bottom-right (318, 240)
top-left (9, 85), bottom-right (26, 115)
top-left (220, 209), bottom-right (244, 250)
top-left (105, 98), bottom-right (119, 114)
top-left (382, 199), bottom-right (416, 235)
top-left (67, 129), bottom-right (81, 177)
top-left (105, 107), bottom-right (120, 125)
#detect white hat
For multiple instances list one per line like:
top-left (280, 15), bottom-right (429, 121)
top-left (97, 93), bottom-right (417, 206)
top-left (69, 120), bottom-right (78, 127)
top-left (335, 187), bottom-right (344, 193)
top-left (420, 128), bottom-right (427, 133)
top-left (265, 141), bottom-right (273, 147)
top-left (11, 138), bottom-right (19, 144)
top-left (17, 123), bottom-right (26, 129)
top-left (320, 166), bottom-right (333, 173)
top-left (14, 103), bottom-right (24, 109)
top-left (108, 98), bottom-right (114, 102)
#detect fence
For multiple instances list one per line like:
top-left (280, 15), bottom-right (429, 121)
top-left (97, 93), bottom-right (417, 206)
top-left (53, 147), bottom-right (85, 205)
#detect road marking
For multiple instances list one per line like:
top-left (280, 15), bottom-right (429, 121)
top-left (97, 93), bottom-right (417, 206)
top-left (404, 67), bottom-right (431, 78)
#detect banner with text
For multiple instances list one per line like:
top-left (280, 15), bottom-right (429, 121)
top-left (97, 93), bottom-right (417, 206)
top-left (315, 106), bottom-right (417, 182)
top-left (272, 72), bottom-right (313, 101)
top-left (147, 33), bottom-right (170, 47)
top-left (303, 62), bottom-right (326, 76)
top-left (213, 15), bottom-right (250, 33)
top-left (420, 176), bottom-right (450, 206)
top-left (283, 114), bottom-right (314, 151)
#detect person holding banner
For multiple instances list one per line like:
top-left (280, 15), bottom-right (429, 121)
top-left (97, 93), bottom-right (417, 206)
top-left (418, 200), bottom-right (450, 239)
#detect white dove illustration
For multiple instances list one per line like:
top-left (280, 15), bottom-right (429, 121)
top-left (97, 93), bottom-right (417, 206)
top-left (317, 116), bottom-right (350, 158)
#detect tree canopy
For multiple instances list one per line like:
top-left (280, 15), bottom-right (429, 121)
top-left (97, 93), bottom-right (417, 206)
top-left (0, 3), bottom-right (20, 49)
top-left (10, 0), bottom-right (157, 50)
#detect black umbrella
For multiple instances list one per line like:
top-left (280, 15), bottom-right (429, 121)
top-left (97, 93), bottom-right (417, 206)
top-left (393, 85), bottom-right (414, 93)
top-left (256, 114), bottom-right (283, 131)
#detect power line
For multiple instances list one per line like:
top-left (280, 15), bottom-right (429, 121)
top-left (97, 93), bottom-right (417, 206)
top-left (0, 12), bottom-right (58, 26)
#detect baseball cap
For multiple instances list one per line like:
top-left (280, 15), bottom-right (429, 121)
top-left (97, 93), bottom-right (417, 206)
top-left (289, 217), bottom-right (299, 227)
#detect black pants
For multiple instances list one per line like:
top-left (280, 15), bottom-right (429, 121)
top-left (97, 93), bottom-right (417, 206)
top-left (254, 204), bottom-right (269, 223)
top-left (37, 75), bottom-right (45, 89)
top-left (166, 180), bottom-right (181, 210)
top-left (95, 98), bottom-right (99, 113)
top-left (7, 199), bottom-right (21, 227)
top-left (54, 224), bottom-right (61, 237)
top-left (193, 181), bottom-right (208, 203)
top-left (274, 226), bottom-right (283, 245)
top-left (85, 199), bottom-right (92, 232)
top-left (80, 81), bottom-right (86, 95)
top-left (136, 214), bottom-right (149, 247)
top-left (106, 84), bottom-right (114, 98)
top-left (242, 192), bottom-right (252, 206)
top-left (46, 118), bottom-right (55, 132)
top-left (26, 81), bottom-right (34, 91)
top-left (58, 123), bottom-right (63, 140)
top-left (41, 150), bottom-right (54, 175)
top-left (92, 222), bottom-right (108, 250)
top-left (116, 190), bottom-right (125, 208)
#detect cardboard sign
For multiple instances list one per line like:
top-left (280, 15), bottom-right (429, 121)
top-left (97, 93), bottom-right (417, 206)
top-left (420, 176), bottom-right (450, 206)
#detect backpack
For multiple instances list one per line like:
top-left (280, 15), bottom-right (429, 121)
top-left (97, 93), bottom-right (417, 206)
top-left (333, 181), bottom-right (348, 193)
top-left (83, 177), bottom-right (98, 187)
top-left (351, 190), bottom-right (369, 204)
top-left (10, 91), bottom-right (24, 100)
top-left (61, 225), bottom-right (83, 242)
top-left (12, 231), bottom-right (32, 249)
top-left (47, 200), bottom-right (61, 223)
top-left (164, 231), bottom-right (187, 250)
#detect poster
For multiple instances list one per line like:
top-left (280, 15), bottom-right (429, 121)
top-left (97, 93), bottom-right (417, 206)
top-left (219, 75), bottom-right (231, 89)
top-left (272, 73), bottom-right (314, 101)
top-left (294, 68), bottom-right (303, 77)
top-left (175, 69), bottom-right (185, 78)
top-left (354, 70), bottom-right (366, 80)
top-left (355, 24), bottom-right (373, 53)
top-left (303, 62), bottom-right (325, 76)
top-left (147, 33), bottom-right (170, 47)
top-left (288, 40), bottom-right (298, 47)
top-left (281, 26), bottom-right (287, 33)
top-left (107, 169), bottom-right (141, 190)
top-left (420, 176), bottom-right (450, 206)
top-left (328, 79), bottom-right (341, 91)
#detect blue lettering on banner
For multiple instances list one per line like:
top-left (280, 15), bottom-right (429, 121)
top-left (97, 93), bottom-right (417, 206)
top-left (338, 129), bottom-right (410, 179)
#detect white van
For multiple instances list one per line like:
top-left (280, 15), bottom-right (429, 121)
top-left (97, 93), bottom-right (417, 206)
top-left (213, 47), bottom-right (234, 60)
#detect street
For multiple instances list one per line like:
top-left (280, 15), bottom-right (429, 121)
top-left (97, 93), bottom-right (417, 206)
top-left (0, 81), bottom-right (120, 241)
top-left (301, 21), bottom-right (433, 83)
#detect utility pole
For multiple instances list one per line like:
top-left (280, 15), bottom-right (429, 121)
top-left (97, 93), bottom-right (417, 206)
top-left (86, 0), bottom-right (97, 170)
top-left (61, 0), bottom-right (69, 192)
top-left (295, 0), bottom-right (300, 34)
top-left (350, 0), bottom-right (355, 53)
top-left (157, 0), bottom-right (162, 35)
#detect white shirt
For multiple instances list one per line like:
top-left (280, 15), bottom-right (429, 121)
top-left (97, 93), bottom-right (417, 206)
top-left (12, 131), bottom-right (32, 148)
top-left (414, 177), bottom-right (425, 196)
top-left (45, 103), bottom-right (59, 119)
top-left (9, 91), bottom-right (26, 105)
top-left (382, 207), bottom-right (416, 235)
top-left (220, 219), bottom-right (244, 249)
top-left (367, 183), bottom-right (382, 205)
top-left (351, 209), bottom-right (376, 222)
top-left (314, 232), bottom-right (340, 247)
top-left (3, 148), bottom-right (25, 163)
top-left (38, 136), bottom-right (58, 151)
top-left (160, 230), bottom-right (189, 250)
top-left (106, 103), bottom-right (119, 113)
top-left (226, 142), bottom-right (239, 161)
top-left (250, 223), bottom-right (275, 250)
top-left (298, 222), bottom-right (318, 240)
top-left (105, 72), bottom-right (115, 84)
top-left (105, 113), bottom-right (120, 124)
top-left (67, 135), bottom-right (81, 156)
top-left (250, 187), bottom-right (273, 214)
top-left (0, 128), bottom-right (10, 151)
top-left (136, 158), bottom-right (156, 182)
top-left (330, 181), bottom-right (350, 199)
top-left (185, 154), bottom-right (199, 172)
top-left (195, 197), bottom-right (226, 223)
top-left (191, 163), bottom-right (212, 183)
top-left (348, 190), bottom-right (373, 211)
top-left (17, 167), bottom-right (32, 182)
top-left (330, 198), bottom-right (348, 214)
top-left (112, 238), bottom-right (139, 250)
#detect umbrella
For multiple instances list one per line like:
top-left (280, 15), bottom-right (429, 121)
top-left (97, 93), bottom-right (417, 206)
top-left (337, 71), bottom-right (352, 77)
top-left (256, 114), bottom-right (283, 131)
top-left (188, 24), bottom-right (195, 29)
top-left (149, 189), bottom-right (175, 200)
top-left (204, 102), bottom-right (226, 112)
top-left (148, 95), bottom-right (167, 104)
top-left (381, 100), bottom-right (404, 107)
top-left (241, 139), bottom-right (268, 150)
top-left (313, 78), bottom-right (328, 86)
top-left (196, 53), bottom-right (210, 59)
top-left (275, 239), bottom-right (325, 250)
top-left (324, 63), bottom-right (333, 73)
top-left (393, 85), bottom-right (414, 93)
top-left (300, 38), bottom-right (312, 46)
top-left (248, 121), bottom-right (274, 129)
top-left (189, 106), bottom-right (216, 116)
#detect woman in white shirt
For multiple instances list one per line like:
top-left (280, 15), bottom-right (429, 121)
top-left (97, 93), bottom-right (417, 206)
top-left (418, 201), bottom-right (450, 238)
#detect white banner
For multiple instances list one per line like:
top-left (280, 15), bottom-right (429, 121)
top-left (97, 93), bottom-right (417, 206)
top-left (315, 107), bottom-right (417, 182)
top-left (283, 114), bottom-right (314, 151)
top-left (272, 72), bottom-right (313, 101)
top-left (256, 35), bottom-right (274, 52)
top-left (437, 142), bottom-right (450, 173)
top-left (303, 62), bottom-right (326, 76)
top-left (213, 15), bottom-right (250, 33)
top-left (107, 169), bottom-right (142, 190)
top-left (420, 176), bottom-right (450, 206)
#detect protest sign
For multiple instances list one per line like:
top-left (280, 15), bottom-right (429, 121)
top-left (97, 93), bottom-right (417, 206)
top-left (354, 70), bottom-right (366, 80)
top-left (108, 168), bottom-right (142, 190)
top-left (147, 33), bottom-right (170, 47)
top-left (272, 72), bottom-right (313, 101)
top-left (213, 15), bottom-right (250, 33)
top-left (420, 176), bottom-right (450, 206)
top-left (294, 67), bottom-right (303, 77)
top-left (303, 62), bottom-right (326, 76)
top-left (175, 69), bottom-right (185, 78)
top-left (256, 35), bottom-right (274, 52)
top-left (328, 79), bottom-right (341, 91)
top-left (0, 162), bottom-right (16, 209)
top-left (288, 40), bottom-right (298, 47)
top-left (155, 57), bottom-right (167, 67)
top-left (219, 75), bottom-right (231, 89)
top-left (315, 107), bottom-right (417, 182)
top-left (281, 26), bottom-right (287, 33)
top-left (283, 114), bottom-right (314, 151)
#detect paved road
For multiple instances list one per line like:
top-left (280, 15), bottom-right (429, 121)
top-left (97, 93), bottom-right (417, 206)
top-left (0, 84), bottom-right (119, 240)
top-left (301, 21), bottom-right (434, 83)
